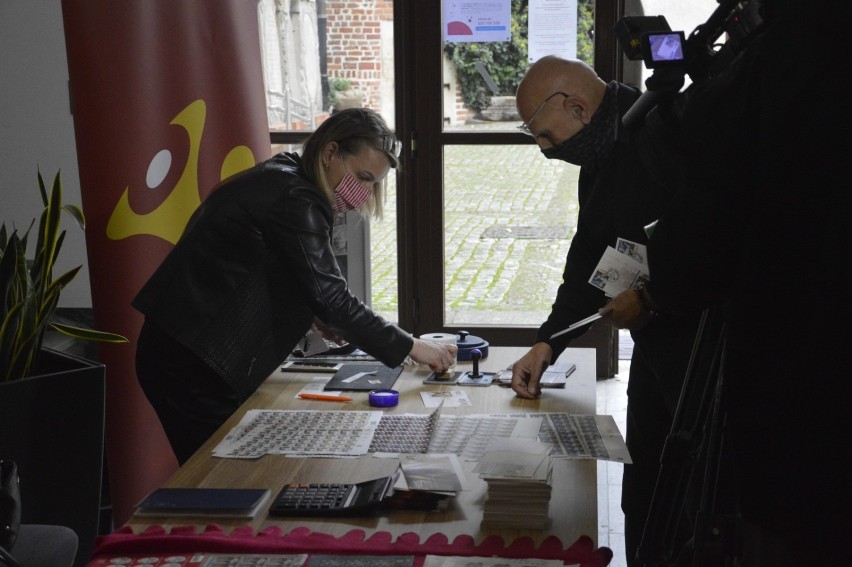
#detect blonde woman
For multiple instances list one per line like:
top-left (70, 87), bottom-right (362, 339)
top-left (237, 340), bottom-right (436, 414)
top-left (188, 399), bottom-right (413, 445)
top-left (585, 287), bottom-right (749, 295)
top-left (134, 108), bottom-right (455, 463)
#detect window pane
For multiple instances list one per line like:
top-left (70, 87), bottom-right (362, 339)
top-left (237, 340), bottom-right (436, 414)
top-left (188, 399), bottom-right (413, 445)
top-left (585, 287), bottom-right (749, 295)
top-left (441, 0), bottom-right (594, 133)
top-left (436, 0), bottom-right (589, 328)
top-left (443, 144), bottom-right (579, 326)
top-left (371, 147), bottom-right (579, 329)
top-left (259, 0), bottom-right (396, 132)
top-left (368, 176), bottom-right (398, 323)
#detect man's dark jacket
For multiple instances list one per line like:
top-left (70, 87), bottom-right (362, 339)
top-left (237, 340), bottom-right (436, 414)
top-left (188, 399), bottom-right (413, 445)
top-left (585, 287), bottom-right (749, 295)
top-left (536, 84), bottom-right (698, 369)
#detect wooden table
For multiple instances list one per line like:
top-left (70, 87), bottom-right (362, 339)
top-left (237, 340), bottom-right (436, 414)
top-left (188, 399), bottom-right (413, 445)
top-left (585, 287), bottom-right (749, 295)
top-left (126, 347), bottom-right (598, 547)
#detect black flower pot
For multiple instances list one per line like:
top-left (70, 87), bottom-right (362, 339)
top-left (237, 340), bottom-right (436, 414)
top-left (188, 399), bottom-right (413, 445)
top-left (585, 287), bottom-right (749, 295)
top-left (0, 348), bottom-right (105, 567)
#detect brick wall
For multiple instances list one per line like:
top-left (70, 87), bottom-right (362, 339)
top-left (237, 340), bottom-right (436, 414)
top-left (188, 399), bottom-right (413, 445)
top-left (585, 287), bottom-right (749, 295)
top-left (325, 0), bottom-right (473, 124)
top-left (326, 0), bottom-right (391, 111)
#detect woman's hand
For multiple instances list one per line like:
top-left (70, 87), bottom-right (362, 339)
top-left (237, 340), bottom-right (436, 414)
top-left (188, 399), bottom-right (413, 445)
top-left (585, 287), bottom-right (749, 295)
top-left (408, 338), bottom-right (458, 374)
top-left (312, 318), bottom-right (346, 345)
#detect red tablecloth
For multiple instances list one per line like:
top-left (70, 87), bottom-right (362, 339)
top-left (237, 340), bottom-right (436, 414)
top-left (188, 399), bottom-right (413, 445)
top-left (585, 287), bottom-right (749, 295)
top-left (88, 525), bottom-right (612, 566)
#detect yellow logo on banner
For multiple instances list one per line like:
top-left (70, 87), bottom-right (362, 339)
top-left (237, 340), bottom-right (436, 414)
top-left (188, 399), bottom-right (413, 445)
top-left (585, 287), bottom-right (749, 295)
top-left (106, 99), bottom-right (256, 244)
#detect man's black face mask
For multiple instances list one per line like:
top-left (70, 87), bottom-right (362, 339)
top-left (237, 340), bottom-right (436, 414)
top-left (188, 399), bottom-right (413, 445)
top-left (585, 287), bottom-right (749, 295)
top-left (541, 81), bottom-right (619, 168)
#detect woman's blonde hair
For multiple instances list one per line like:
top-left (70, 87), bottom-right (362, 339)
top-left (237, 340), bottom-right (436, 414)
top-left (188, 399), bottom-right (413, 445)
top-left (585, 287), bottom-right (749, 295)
top-left (302, 107), bottom-right (400, 219)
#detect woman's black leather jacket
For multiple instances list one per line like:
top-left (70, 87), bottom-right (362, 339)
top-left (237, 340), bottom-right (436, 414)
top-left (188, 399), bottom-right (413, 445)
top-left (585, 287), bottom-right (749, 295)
top-left (133, 152), bottom-right (412, 397)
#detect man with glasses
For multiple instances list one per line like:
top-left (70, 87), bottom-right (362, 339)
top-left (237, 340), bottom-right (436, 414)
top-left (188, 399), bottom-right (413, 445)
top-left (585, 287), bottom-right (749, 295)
top-left (509, 56), bottom-right (701, 565)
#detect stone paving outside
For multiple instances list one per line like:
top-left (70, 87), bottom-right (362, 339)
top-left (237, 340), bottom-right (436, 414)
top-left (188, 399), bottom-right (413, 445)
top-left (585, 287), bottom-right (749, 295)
top-left (369, 140), bottom-right (581, 327)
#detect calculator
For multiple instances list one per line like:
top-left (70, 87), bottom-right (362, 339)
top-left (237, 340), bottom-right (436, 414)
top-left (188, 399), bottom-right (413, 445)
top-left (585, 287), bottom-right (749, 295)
top-left (269, 476), bottom-right (394, 517)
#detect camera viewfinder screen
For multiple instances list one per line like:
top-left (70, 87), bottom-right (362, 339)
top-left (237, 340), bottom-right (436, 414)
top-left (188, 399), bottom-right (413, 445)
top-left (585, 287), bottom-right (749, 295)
top-left (648, 33), bottom-right (685, 62)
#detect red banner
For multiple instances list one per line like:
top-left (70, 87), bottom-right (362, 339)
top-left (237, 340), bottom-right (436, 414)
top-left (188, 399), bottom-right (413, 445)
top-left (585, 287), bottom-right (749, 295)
top-left (62, 1), bottom-right (271, 526)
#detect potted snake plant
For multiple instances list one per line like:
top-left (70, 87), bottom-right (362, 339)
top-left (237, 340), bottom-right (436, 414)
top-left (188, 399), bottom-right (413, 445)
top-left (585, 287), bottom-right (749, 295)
top-left (0, 169), bottom-right (127, 567)
top-left (1, 170), bottom-right (127, 382)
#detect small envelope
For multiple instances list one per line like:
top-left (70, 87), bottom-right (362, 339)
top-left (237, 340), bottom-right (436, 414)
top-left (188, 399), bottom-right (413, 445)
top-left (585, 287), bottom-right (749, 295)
top-left (589, 245), bottom-right (649, 297)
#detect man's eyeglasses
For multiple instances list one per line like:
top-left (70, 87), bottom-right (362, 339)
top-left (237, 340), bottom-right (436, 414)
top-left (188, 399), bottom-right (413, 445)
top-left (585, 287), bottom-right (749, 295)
top-left (517, 91), bottom-right (570, 137)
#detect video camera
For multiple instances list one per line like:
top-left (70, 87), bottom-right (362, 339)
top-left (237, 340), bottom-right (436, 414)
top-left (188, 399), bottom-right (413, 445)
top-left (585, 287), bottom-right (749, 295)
top-left (615, 0), bottom-right (771, 128)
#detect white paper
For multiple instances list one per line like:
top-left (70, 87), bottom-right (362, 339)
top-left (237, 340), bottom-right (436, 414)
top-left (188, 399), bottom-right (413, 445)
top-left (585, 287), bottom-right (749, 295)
top-left (399, 453), bottom-right (467, 492)
top-left (528, 0), bottom-right (578, 63)
top-left (442, 0), bottom-right (511, 42)
top-left (428, 414), bottom-right (542, 461)
top-left (420, 390), bottom-right (471, 408)
top-left (342, 370), bottom-right (376, 383)
top-left (297, 328), bottom-right (330, 356)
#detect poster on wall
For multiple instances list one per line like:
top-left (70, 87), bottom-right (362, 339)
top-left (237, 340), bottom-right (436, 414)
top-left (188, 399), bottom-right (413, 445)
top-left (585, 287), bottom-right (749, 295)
top-left (528, 0), bottom-right (577, 63)
top-left (443, 0), bottom-right (511, 43)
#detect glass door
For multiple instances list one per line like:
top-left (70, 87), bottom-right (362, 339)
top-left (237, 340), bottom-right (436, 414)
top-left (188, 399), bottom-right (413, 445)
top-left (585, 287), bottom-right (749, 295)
top-left (397, 0), bottom-right (621, 374)
top-left (437, 0), bottom-right (592, 330)
top-left (259, 0), bottom-right (624, 374)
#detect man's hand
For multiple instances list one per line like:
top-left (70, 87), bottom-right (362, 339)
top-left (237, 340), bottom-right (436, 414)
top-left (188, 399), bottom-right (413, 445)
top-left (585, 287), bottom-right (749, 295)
top-left (601, 289), bottom-right (654, 330)
top-left (510, 342), bottom-right (553, 399)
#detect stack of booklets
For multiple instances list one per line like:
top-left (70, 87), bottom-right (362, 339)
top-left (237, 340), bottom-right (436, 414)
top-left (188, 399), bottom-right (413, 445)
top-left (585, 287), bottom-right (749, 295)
top-left (475, 439), bottom-right (554, 529)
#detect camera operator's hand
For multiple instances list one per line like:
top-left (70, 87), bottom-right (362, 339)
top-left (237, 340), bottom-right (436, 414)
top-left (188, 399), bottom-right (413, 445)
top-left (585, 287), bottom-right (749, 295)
top-left (510, 342), bottom-right (552, 399)
top-left (603, 287), bottom-right (657, 330)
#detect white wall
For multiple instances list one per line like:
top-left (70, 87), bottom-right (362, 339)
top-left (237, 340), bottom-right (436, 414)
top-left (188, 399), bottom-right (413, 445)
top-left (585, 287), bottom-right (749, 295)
top-left (0, 1), bottom-right (91, 307)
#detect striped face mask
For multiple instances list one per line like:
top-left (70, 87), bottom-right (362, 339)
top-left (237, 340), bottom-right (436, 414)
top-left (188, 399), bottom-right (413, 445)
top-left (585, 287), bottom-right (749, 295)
top-left (332, 173), bottom-right (372, 213)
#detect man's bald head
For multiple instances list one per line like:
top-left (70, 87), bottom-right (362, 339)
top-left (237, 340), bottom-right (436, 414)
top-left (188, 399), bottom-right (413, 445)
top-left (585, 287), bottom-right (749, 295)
top-left (517, 57), bottom-right (606, 118)
top-left (516, 56), bottom-right (607, 147)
